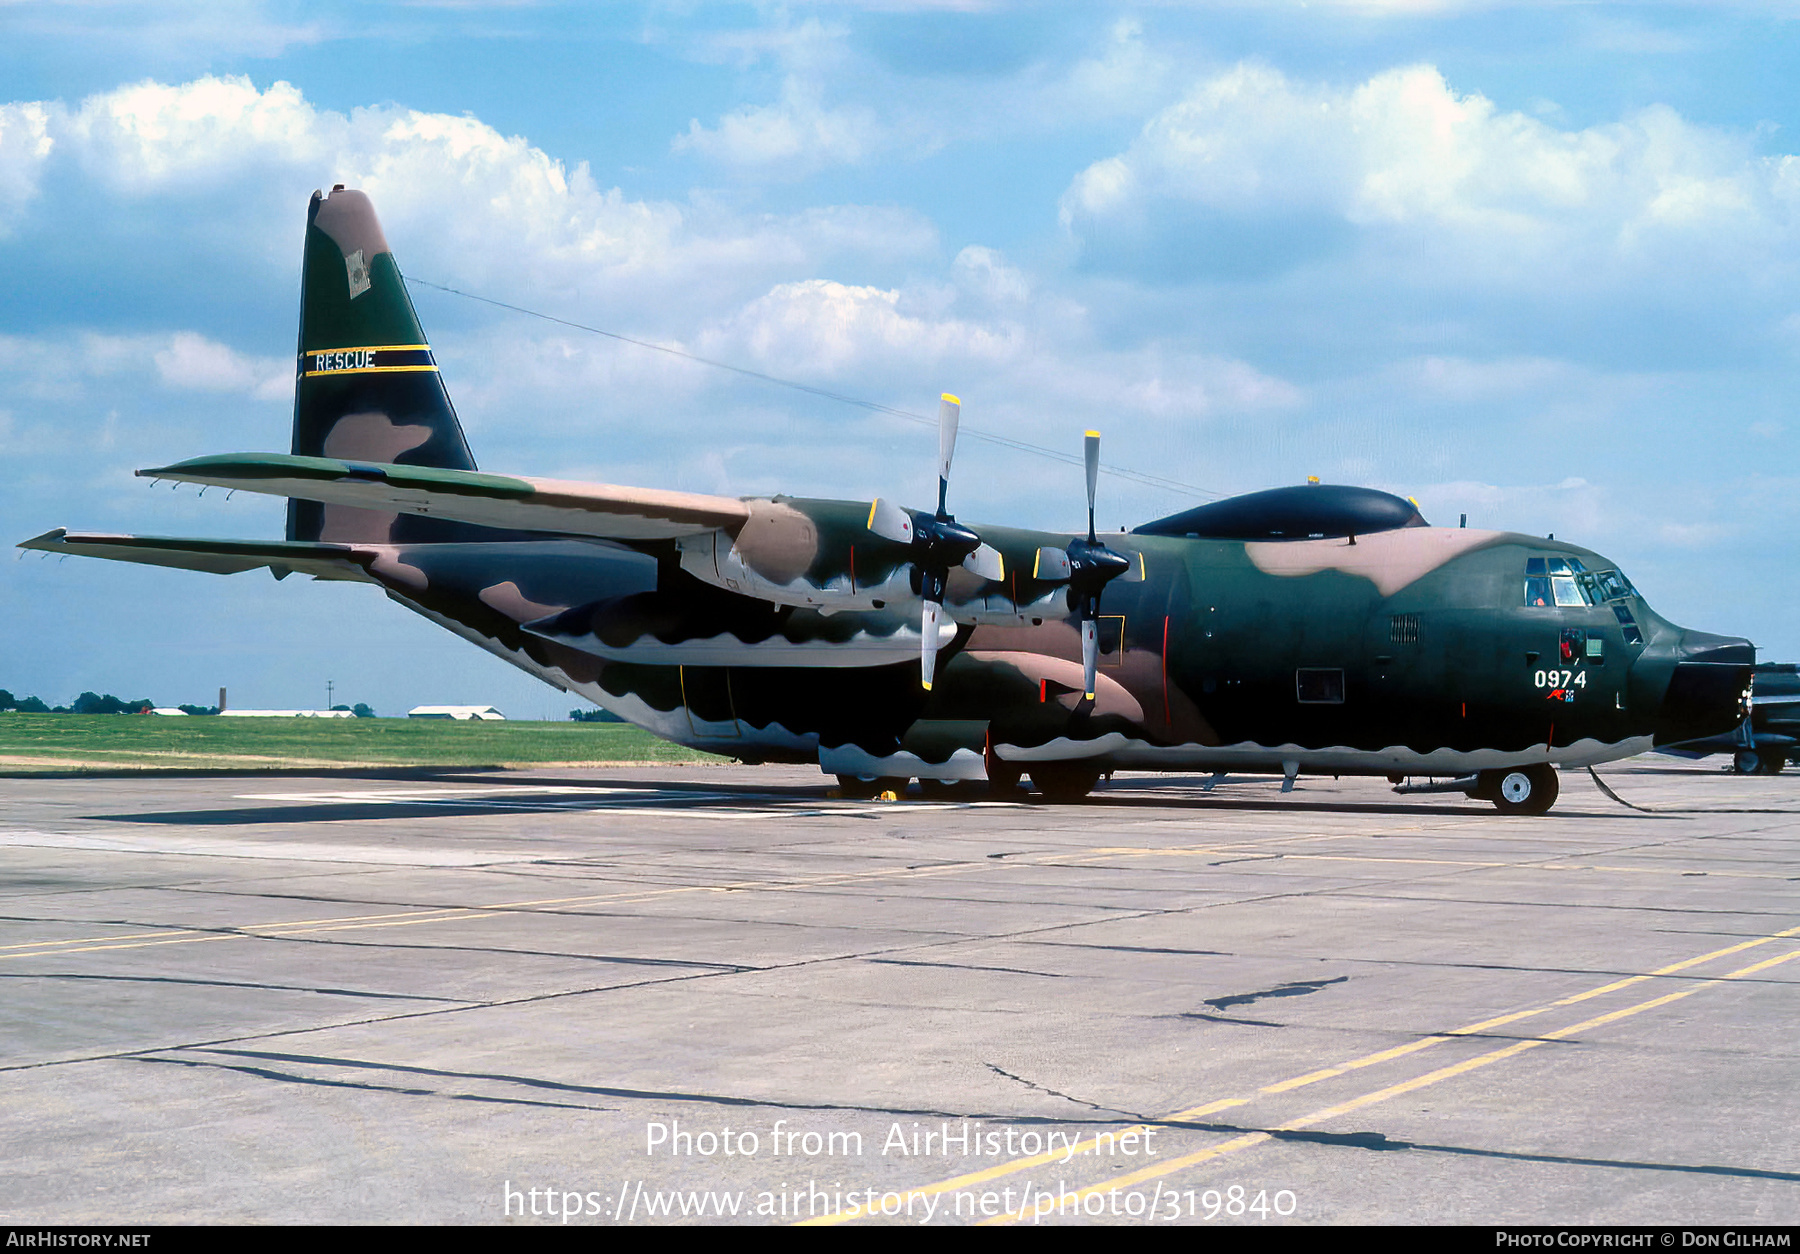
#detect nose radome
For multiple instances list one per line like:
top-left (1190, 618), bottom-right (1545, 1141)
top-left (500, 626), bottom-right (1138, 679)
top-left (1676, 629), bottom-right (1756, 666)
top-left (1646, 630), bottom-right (1755, 746)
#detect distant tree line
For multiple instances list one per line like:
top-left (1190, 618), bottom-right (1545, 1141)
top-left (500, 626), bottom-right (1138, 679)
top-left (570, 707), bottom-right (624, 722)
top-left (0, 691), bottom-right (372, 717)
top-left (0, 690), bottom-right (154, 714)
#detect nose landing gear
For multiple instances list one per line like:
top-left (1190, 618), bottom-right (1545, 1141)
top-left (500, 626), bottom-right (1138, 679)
top-left (1733, 747), bottom-right (1786, 775)
top-left (1473, 763), bottom-right (1560, 815)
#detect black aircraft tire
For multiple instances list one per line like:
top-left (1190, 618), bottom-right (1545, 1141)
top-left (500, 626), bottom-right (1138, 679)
top-left (1029, 762), bottom-right (1102, 803)
top-left (985, 747), bottom-right (1025, 798)
top-left (1757, 751), bottom-right (1787, 776)
top-left (1733, 749), bottom-right (1762, 775)
top-left (1489, 764), bottom-right (1559, 816)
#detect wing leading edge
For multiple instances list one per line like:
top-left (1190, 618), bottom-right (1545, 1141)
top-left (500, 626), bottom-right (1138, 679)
top-left (18, 530), bottom-right (379, 582)
top-left (141, 453), bottom-right (751, 541)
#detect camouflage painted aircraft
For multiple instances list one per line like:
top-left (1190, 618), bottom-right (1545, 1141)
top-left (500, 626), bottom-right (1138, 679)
top-left (22, 187), bottom-right (1756, 814)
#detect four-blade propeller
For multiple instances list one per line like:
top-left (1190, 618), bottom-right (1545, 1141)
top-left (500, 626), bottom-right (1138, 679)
top-left (1037, 431), bottom-right (1133, 701)
top-left (866, 394), bottom-right (1004, 690)
top-left (871, 403), bottom-right (1132, 698)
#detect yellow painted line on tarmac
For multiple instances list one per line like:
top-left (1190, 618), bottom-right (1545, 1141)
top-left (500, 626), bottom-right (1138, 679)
top-left (803, 920), bottom-right (1800, 1226)
top-left (0, 848), bottom-right (1072, 961)
top-left (976, 946), bottom-right (1800, 1225)
top-left (0, 928), bottom-right (210, 951)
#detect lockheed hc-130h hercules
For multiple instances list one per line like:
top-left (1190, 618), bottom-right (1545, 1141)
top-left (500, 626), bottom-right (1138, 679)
top-left (21, 187), bottom-right (1756, 814)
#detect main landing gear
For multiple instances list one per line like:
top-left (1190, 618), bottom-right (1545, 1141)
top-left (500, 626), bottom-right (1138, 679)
top-left (1471, 764), bottom-right (1559, 815)
top-left (835, 759), bottom-right (1103, 803)
top-left (1027, 761), bottom-right (1103, 803)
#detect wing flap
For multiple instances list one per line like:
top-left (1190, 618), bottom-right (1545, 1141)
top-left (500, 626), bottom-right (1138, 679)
top-left (140, 453), bottom-right (750, 541)
top-left (18, 529), bottom-right (378, 582)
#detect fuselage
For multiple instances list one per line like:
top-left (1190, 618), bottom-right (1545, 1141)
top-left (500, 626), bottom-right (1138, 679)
top-left (353, 504), bottom-right (1753, 785)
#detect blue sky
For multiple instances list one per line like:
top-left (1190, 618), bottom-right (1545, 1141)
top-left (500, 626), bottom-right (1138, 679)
top-left (3, 1), bottom-right (1796, 716)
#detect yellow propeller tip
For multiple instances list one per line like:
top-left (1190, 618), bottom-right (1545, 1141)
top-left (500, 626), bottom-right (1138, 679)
top-left (1084, 429), bottom-right (1100, 438)
top-left (941, 393), bottom-right (961, 406)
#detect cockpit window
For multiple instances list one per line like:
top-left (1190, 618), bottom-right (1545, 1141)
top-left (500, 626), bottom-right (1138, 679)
top-left (1524, 555), bottom-right (1628, 609)
top-left (1595, 570), bottom-right (1634, 601)
top-left (1525, 555), bottom-right (1594, 607)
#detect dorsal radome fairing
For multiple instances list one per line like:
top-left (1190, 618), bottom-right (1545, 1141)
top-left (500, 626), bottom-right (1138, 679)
top-left (1135, 484), bottom-right (1426, 542)
top-left (287, 186), bottom-right (478, 542)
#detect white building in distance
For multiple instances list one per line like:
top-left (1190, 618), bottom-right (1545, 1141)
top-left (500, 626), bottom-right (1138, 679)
top-left (220, 710), bottom-right (357, 718)
top-left (407, 706), bottom-right (506, 720)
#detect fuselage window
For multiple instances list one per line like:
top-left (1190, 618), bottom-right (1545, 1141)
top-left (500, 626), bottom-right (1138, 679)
top-left (1612, 603), bottom-right (1644, 645)
top-left (1296, 668), bottom-right (1346, 704)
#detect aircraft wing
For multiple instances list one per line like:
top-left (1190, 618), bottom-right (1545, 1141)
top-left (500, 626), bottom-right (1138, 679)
top-left (18, 529), bottom-right (380, 582)
top-left (140, 454), bottom-right (750, 541)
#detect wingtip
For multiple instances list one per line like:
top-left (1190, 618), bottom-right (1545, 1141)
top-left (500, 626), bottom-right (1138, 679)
top-left (18, 527), bottom-right (67, 550)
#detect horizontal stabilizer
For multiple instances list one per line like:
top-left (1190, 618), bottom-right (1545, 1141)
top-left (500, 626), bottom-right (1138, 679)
top-left (18, 529), bottom-right (378, 582)
top-left (141, 453), bottom-right (751, 542)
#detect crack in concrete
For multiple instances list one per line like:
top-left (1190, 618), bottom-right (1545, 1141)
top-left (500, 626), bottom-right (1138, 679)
top-left (980, 1062), bottom-right (1140, 1119)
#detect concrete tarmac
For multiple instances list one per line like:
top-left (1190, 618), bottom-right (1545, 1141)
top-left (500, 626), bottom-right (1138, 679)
top-left (1, 759), bottom-right (1796, 1227)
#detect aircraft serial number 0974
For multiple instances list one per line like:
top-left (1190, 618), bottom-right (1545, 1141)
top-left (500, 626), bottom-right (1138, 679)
top-left (20, 184), bottom-right (1756, 816)
top-left (1534, 670), bottom-right (1587, 689)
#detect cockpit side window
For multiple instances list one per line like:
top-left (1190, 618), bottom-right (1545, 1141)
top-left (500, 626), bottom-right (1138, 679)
top-left (1612, 603), bottom-right (1644, 645)
top-left (1595, 570), bottom-right (1634, 601)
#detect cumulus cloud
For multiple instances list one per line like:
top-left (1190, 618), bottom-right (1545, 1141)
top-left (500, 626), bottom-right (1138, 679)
top-left (9, 74), bottom-right (939, 336)
top-left (65, 77), bottom-right (328, 191)
top-left (1062, 62), bottom-right (1800, 288)
top-left (697, 278), bottom-right (1021, 378)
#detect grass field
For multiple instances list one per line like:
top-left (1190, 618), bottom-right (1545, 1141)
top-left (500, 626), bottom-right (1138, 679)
top-left (0, 714), bottom-right (725, 772)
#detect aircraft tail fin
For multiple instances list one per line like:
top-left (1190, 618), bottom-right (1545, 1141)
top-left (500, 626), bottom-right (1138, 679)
top-left (288, 186), bottom-right (478, 543)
